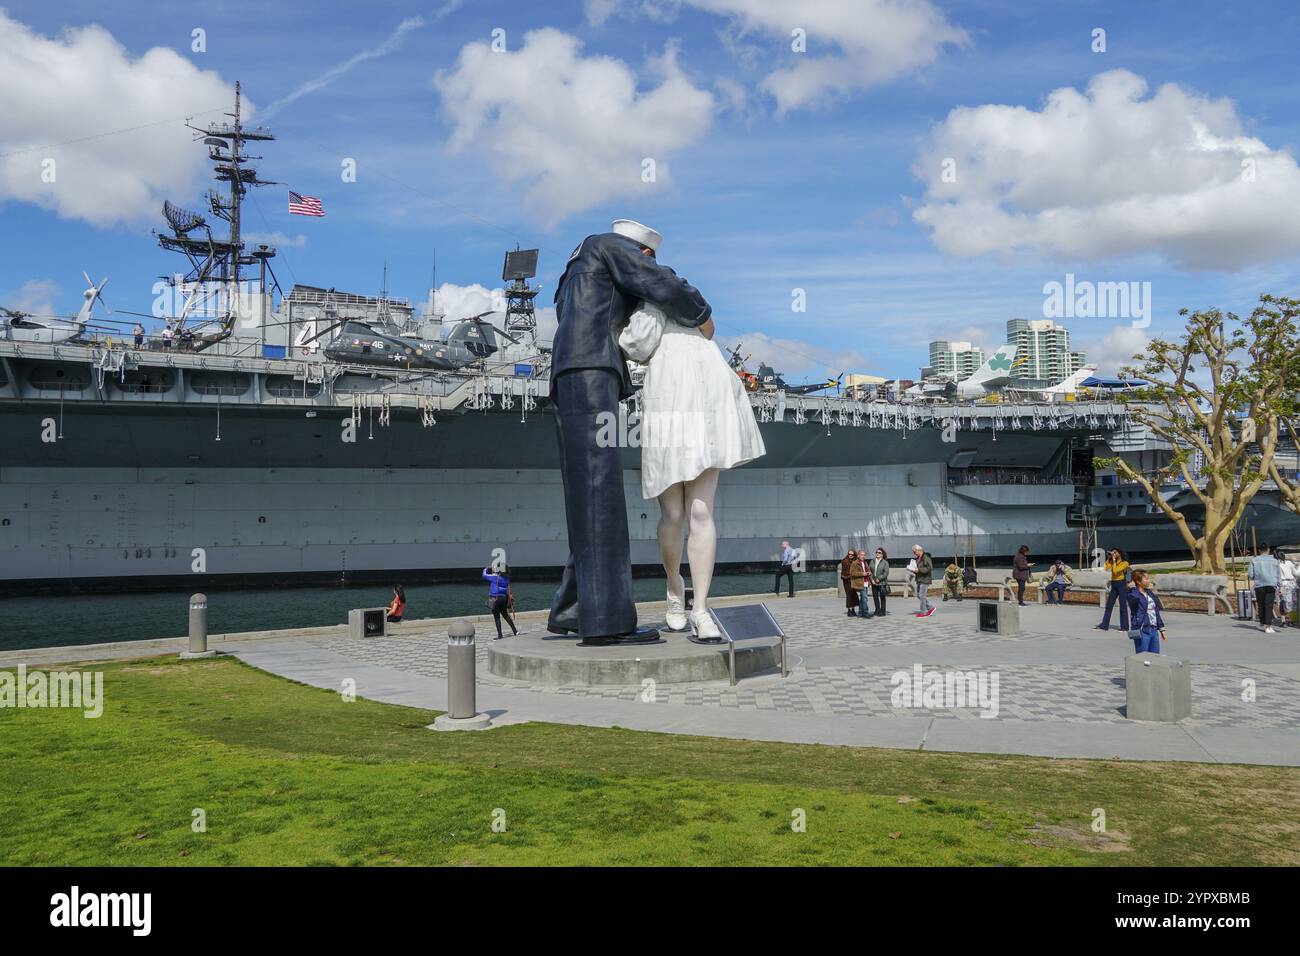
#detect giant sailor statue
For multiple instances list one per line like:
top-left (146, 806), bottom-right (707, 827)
top-left (546, 219), bottom-right (712, 646)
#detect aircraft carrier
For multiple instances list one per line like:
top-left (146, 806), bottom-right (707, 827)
top-left (3, 86), bottom-right (1297, 593)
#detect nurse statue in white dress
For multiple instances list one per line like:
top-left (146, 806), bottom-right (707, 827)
top-left (612, 220), bottom-right (766, 640)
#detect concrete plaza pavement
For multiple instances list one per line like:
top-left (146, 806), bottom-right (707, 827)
top-left (6, 591), bottom-right (1298, 766)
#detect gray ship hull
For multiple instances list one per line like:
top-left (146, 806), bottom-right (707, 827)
top-left (0, 398), bottom-right (1191, 590)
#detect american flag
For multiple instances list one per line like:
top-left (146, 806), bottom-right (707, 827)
top-left (288, 190), bottom-right (324, 217)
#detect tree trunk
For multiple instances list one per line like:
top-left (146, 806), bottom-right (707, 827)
top-left (1194, 527), bottom-right (1229, 574)
top-left (1196, 476), bottom-right (1237, 575)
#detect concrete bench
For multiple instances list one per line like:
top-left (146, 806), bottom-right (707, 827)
top-left (1028, 567), bottom-right (1099, 604)
top-left (865, 565), bottom-right (1231, 615)
top-left (1035, 569), bottom-right (1113, 607)
top-left (969, 569), bottom-right (1018, 602)
top-left (1068, 568), bottom-right (1110, 591)
top-left (1035, 569), bottom-right (1231, 615)
top-left (1151, 574), bottom-right (1231, 615)
top-left (897, 570), bottom-right (1021, 602)
top-left (908, 569), bottom-right (1016, 601)
top-left (1062, 570), bottom-right (1230, 614)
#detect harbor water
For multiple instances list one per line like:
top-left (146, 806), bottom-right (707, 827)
top-left (0, 570), bottom-right (838, 651)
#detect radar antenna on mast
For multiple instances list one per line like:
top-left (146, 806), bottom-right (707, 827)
top-left (502, 246), bottom-right (540, 341)
top-left (163, 201), bottom-right (207, 236)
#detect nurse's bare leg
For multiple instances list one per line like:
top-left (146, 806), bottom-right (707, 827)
top-left (657, 482), bottom-right (687, 600)
top-left (684, 468), bottom-right (720, 612)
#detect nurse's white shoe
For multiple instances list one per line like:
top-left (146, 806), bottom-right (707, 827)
top-left (665, 587), bottom-right (689, 631)
top-left (690, 609), bottom-right (722, 641)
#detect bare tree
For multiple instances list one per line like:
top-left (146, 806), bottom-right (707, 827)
top-left (1095, 296), bottom-right (1298, 573)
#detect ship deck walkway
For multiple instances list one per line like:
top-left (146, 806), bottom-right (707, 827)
top-left (1, 339), bottom-right (1139, 428)
top-left (6, 590), bottom-right (1298, 767)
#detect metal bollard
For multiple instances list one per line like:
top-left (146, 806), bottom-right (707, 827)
top-left (180, 592), bottom-right (218, 659)
top-left (430, 618), bottom-right (491, 731)
top-left (447, 618), bottom-right (476, 719)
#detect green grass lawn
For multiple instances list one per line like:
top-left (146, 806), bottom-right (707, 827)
top-left (1, 657), bottom-right (1296, 866)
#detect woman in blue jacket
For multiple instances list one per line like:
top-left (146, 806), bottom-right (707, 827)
top-left (483, 565), bottom-right (517, 640)
top-left (1125, 568), bottom-right (1165, 654)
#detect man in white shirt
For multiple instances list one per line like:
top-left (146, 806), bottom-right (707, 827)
top-left (774, 540), bottom-right (798, 598)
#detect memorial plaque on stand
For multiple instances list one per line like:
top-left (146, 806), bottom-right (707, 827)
top-left (700, 603), bottom-right (786, 644)
top-left (689, 604), bottom-right (789, 685)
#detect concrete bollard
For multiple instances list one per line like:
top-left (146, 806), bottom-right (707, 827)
top-left (1125, 653), bottom-right (1191, 722)
top-left (179, 592), bottom-right (218, 659)
top-left (429, 618), bottom-right (491, 731)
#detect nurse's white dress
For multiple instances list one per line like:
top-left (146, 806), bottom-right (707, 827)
top-left (627, 302), bottom-right (766, 500)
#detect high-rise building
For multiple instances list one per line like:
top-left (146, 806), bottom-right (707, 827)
top-left (928, 341), bottom-right (985, 381)
top-left (1005, 318), bottom-right (1085, 385)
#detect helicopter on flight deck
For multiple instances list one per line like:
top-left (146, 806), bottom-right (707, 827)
top-left (315, 311), bottom-right (522, 372)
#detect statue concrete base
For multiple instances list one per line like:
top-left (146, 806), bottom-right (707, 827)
top-left (488, 630), bottom-right (781, 685)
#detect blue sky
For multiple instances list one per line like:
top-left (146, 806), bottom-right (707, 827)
top-left (2, 0), bottom-right (1300, 383)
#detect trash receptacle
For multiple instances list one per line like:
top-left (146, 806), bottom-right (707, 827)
top-left (978, 600), bottom-right (1019, 635)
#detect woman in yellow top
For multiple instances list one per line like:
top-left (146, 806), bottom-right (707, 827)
top-left (1096, 548), bottom-right (1131, 631)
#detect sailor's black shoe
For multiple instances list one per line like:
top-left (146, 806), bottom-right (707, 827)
top-left (547, 610), bottom-right (580, 635)
top-left (579, 625), bottom-right (661, 646)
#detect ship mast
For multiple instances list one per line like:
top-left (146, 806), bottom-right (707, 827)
top-left (229, 82), bottom-right (244, 275)
top-left (156, 81), bottom-right (278, 349)
top-left (196, 80), bottom-right (278, 287)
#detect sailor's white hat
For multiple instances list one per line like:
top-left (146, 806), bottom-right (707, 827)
top-left (611, 219), bottom-right (663, 252)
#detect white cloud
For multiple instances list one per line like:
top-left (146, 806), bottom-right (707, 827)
top-left (719, 330), bottom-right (872, 379)
top-left (432, 282), bottom-right (497, 322)
top-left (912, 70), bottom-right (1300, 271)
top-left (593, 0), bottom-right (967, 113)
top-left (431, 282), bottom-right (558, 344)
top-left (244, 231), bottom-right (308, 249)
top-left (948, 324), bottom-right (999, 353)
top-left (0, 10), bottom-right (235, 227)
top-left (585, 0), bottom-right (622, 26)
top-left (261, 3), bottom-right (461, 119)
top-left (3, 278), bottom-right (60, 317)
top-left (433, 28), bottom-right (714, 224)
top-left (713, 76), bottom-right (750, 118)
top-left (1076, 325), bottom-right (1149, 377)
top-left (534, 306), bottom-right (559, 344)
top-left (585, 0), bottom-right (683, 27)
